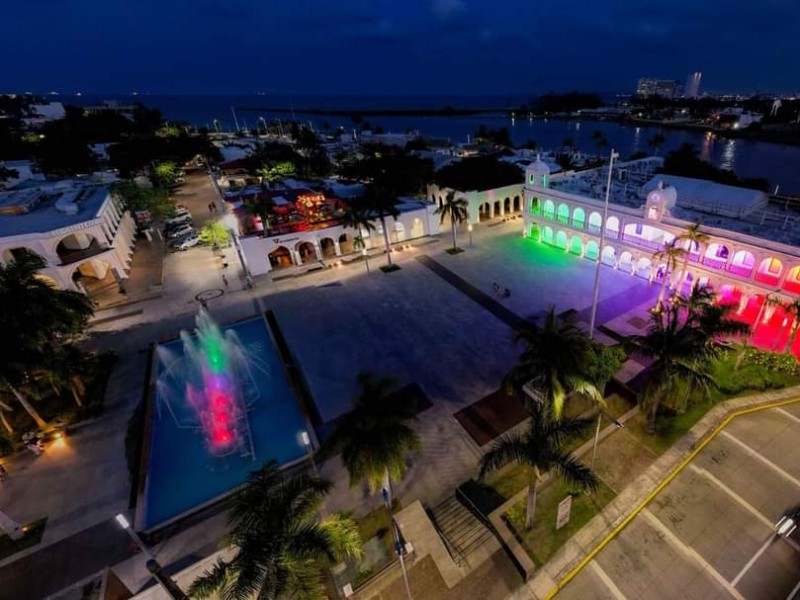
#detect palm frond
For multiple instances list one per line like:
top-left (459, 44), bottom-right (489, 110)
top-left (479, 432), bottom-right (530, 478)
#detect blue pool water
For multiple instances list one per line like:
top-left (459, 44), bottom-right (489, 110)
top-left (142, 317), bottom-right (308, 530)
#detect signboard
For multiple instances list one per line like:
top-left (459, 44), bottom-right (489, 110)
top-left (556, 495), bottom-right (573, 530)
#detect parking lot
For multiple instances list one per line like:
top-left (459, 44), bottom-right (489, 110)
top-left (558, 402), bottom-right (800, 600)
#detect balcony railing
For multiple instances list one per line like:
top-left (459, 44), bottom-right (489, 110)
top-left (622, 233), bottom-right (664, 251)
top-left (702, 256), bottom-right (727, 270)
top-left (58, 241), bottom-right (111, 265)
top-left (587, 224), bottom-right (601, 235)
top-left (605, 229), bottom-right (619, 239)
top-left (727, 264), bottom-right (753, 278)
top-left (543, 211), bottom-right (555, 220)
top-left (557, 216), bottom-right (569, 225)
top-left (572, 221), bottom-right (585, 230)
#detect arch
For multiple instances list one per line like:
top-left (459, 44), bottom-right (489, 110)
top-left (755, 257), bottom-right (783, 286)
top-left (410, 217), bottom-right (424, 238)
top-left (513, 195), bottom-right (521, 212)
top-left (729, 250), bottom-right (755, 278)
top-left (555, 230), bottom-right (568, 250)
top-left (619, 251), bottom-right (634, 271)
top-left (479, 202), bottom-right (491, 222)
top-left (528, 222), bottom-right (540, 241)
top-left (71, 258), bottom-right (118, 297)
top-left (572, 207), bottom-right (585, 229)
top-left (585, 240), bottom-right (600, 261)
top-left (588, 211), bottom-right (602, 233)
top-left (56, 232), bottom-right (104, 265)
top-left (319, 237), bottom-right (337, 259)
top-left (542, 226), bottom-right (554, 245)
top-left (601, 246), bottom-right (616, 266)
top-left (296, 241), bottom-right (317, 265)
top-left (605, 216), bottom-right (620, 237)
top-left (542, 199), bottom-right (555, 219)
top-left (493, 200), bottom-right (502, 217)
top-left (569, 235), bottom-right (582, 255)
top-left (635, 257), bottom-right (653, 279)
top-left (557, 203), bottom-right (570, 224)
top-left (338, 233), bottom-right (354, 254)
top-left (783, 266), bottom-right (800, 294)
top-left (529, 196), bottom-right (540, 215)
top-left (2, 246), bottom-right (38, 264)
top-left (504, 197), bottom-right (511, 213)
top-left (622, 223), bottom-right (674, 250)
top-left (394, 221), bottom-right (406, 242)
top-left (268, 245), bottom-right (293, 269)
top-left (702, 242), bottom-right (729, 269)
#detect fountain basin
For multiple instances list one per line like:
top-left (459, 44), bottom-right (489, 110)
top-left (138, 316), bottom-right (309, 532)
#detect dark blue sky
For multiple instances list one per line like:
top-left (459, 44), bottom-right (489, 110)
top-left (2, 0), bottom-right (797, 95)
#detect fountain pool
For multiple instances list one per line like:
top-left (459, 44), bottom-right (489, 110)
top-left (139, 315), bottom-right (309, 531)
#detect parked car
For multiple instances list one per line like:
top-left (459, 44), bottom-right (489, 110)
top-left (172, 207), bottom-right (191, 218)
top-left (167, 224), bottom-right (193, 239)
top-left (172, 234), bottom-right (200, 251)
top-left (165, 213), bottom-right (192, 227)
top-left (777, 505), bottom-right (800, 539)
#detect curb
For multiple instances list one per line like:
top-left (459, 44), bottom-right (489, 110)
top-left (527, 385), bottom-right (800, 599)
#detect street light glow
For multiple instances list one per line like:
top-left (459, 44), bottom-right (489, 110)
top-left (300, 431), bottom-right (311, 447)
top-left (115, 514), bottom-right (131, 530)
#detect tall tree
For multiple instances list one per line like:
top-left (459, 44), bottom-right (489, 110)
top-left (325, 372), bottom-right (421, 494)
top-left (652, 240), bottom-right (686, 309)
top-left (435, 191), bottom-right (469, 251)
top-left (627, 300), bottom-right (716, 432)
top-left (648, 133), bottom-right (666, 156)
top-left (363, 186), bottom-right (400, 267)
top-left (243, 196), bottom-right (276, 234)
top-left (0, 251), bottom-right (93, 429)
top-left (674, 223), bottom-right (709, 293)
top-left (783, 299), bottom-right (800, 353)
top-left (340, 201), bottom-right (376, 251)
top-left (190, 461), bottom-right (362, 600)
top-left (479, 401), bottom-right (597, 529)
top-left (505, 306), bottom-right (602, 419)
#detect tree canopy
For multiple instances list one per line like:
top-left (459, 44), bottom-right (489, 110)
top-left (434, 156), bottom-right (522, 192)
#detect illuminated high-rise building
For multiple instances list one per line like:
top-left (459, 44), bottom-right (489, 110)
top-left (685, 72), bottom-right (702, 98)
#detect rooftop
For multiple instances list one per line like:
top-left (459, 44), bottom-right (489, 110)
top-left (0, 184), bottom-right (109, 238)
top-left (547, 158), bottom-right (800, 247)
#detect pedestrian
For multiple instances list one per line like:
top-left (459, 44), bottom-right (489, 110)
top-left (222, 274), bottom-right (229, 288)
top-left (492, 282), bottom-right (500, 296)
top-left (0, 464), bottom-right (8, 482)
top-left (208, 202), bottom-right (213, 214)
top-left (503, 287), bottom-right (511, 298)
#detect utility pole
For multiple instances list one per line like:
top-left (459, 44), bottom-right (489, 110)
top-left (588, 149), bottom-right (619, 339)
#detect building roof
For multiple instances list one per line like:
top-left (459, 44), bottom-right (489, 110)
top-left (641, 175), bottom-right (767, 213)
top-left (0, 185), bottom-right (109, 238)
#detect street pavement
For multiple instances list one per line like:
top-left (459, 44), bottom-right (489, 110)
top-left (557, 403), bottom-right (800, 600)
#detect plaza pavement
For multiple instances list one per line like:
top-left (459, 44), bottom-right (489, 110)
top-left (0, 198), bottom-right (668, 597)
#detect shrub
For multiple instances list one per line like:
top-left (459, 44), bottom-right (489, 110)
top-left (740, 347), bottom-right (798, 375)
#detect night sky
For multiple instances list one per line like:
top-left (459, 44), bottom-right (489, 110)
top-left (2, 0), bottom-right (797, 95)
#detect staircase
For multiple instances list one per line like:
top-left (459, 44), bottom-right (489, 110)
top-left (428, 496), bottom-right (495, 566)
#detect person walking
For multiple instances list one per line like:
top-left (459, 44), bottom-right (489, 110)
top-left (222, 274), bottom-right (229, 288)
top-left (0, 464), bottom-right (8, 482)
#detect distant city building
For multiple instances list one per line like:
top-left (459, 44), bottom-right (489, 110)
top-left (714, 107), bottom-right (764, 129)
top-left (685, 72), bottom-right (702, 98)
top-left (636, 78), bottom-right (681, 99)
top-left (22, 101), bottom-right (66, 127)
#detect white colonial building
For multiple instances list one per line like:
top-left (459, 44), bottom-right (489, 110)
top-left (0, 182), bottom-right (136, 294)
top-left (239, 198), bottom-right (440, 276)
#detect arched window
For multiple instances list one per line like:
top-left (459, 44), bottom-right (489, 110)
top-left (572, 208), bottom-right (585, 229)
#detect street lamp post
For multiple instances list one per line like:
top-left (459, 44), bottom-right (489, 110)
top-left (362, 247), bottom-right (370, 274)
top-left (588, 149), bottom-right (619, 339)
top-left (468, 224), bottom-right (473, 247)
top-left (115, 514), bottom-right (189, 600)
top-left (381, 487), bottom-right (412, 600)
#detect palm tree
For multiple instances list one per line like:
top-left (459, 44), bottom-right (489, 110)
top-left (681, 287), bottom-right (751, 345)
top-left (479, 401), bottom-right (597, 529)
top-left (325, 372), bottom-right (421, 494)
top-left (363, 186), bottom-right (400, 267)
top-left (591, 131), bottom-right (609, 154)
top-left (505, 306), bottom-right (602, 419)
top-left (340, 201), bottom-right (376, 253)
top-left (189, 461), bottom-right (363, 600)
top-left (627, 302), bottom-right (716, 432)
top-left (674, 223), bottom-right (709, 293)
top-left (243, 196), bottom-right (275, 234)
top-left (434, 191), bottom-right (469, 252)
top-left (652, 240), bottom-right (686, 309)
top-left (783, 299), bottom-right (800, 353)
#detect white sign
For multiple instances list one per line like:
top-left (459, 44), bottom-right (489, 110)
top-left (556, 495), bottom-right (573, 530)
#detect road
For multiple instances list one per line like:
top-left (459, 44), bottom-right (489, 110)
top-left (557, 402), bottom-right (800, 600)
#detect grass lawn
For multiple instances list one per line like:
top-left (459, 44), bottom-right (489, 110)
top-left (626, 351), bottom-right (800, 456)
top-left (0, 517), bottom-right (47, 561)
top-left (504, 479), bottom-right (616, 567)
